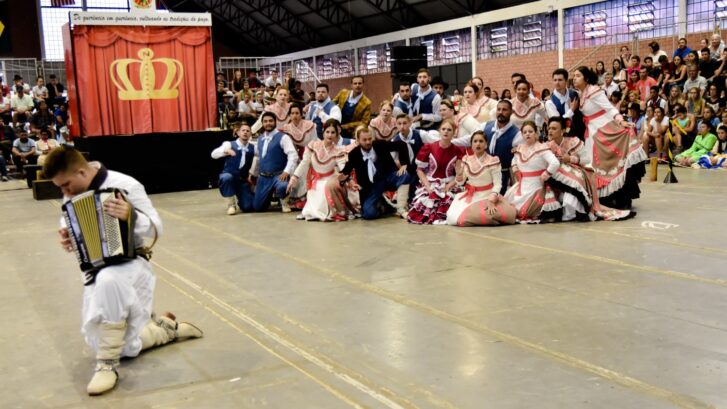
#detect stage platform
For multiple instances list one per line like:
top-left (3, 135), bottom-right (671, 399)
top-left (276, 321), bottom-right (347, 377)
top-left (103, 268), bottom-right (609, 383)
top-left (2, 167), bottom-right (726, 408)
top-left (74, 129), bottom-right (232, 194)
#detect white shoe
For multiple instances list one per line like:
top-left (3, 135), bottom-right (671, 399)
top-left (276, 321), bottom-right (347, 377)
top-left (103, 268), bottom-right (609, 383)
top-left (281, 196), bottom-right (292, 213)
top-left (1, 176), bottom-right (7, 182)
top-left (225, 196), bottom-right (238, 215)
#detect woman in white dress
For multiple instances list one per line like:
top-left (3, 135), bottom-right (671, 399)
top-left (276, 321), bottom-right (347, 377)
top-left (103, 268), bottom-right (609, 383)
top-left (510, 80), bottom-right (547, 130)
top-left (572, 66), bottom-right (647, 209)
top-left (281, 104), bottom-right (317, 155)
top-left (287, 119), bottom-right (350, 221)
top-left (504, 121), bottom-right (561, 223)
top-left (458, 81), bottom-right (498, 125)
top-left (439, 99), bottom-right (479, 140)
top-left (446, 131), bottom-right (517, 226)
top-left (251, 87), bottom-right (291, 134)
top-left (369, 101), bottom-right (398, 141)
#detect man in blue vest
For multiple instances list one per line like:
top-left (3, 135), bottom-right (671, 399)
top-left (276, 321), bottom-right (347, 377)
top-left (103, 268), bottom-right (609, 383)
top-left (392, 82), bottom-right (414, 119)
top-left (211, 122), bottom-right (256, 215)
top-left (251, 112), bottom-right (299, 212)
top-left (332, 75), bottom-right (372, 139)
top-left (410, 68), bottom-right (441, 130)
top-left (482, 100), bottom-right (524, 194)
top-left (545, 68), bottom-right (579, 120)
top-left (306, 83), bottom-right (342, 139)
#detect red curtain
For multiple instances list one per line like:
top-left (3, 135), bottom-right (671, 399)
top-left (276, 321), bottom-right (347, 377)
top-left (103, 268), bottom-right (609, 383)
top-left (71, 25), bottom-right (216, 136)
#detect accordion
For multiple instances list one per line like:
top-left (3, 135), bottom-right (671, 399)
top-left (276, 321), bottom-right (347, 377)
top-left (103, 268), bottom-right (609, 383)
top-left (62, 188), bottom-right (137, 285)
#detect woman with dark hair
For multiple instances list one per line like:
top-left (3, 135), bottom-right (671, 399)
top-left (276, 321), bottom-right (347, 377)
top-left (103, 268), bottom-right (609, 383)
top-left (572, 65), bottom-right (647, 209)
top-left (675, 121), bottom-right (717, 166)
top-left (595, 61), bottom-right (606, 85)
top-left (541, 88), bottom-right (551, 101)
top-left (612, 59), bottom-right (626, 82)
top-left (511, 80), bottom-right (546, 129)
top-left (503, 121), bottom-right (561, 223)
top-left (697, 124), bottom-right (727, 168)
top-left (458, 81), bottom-right (498, 126)
top-left (491, 90), bottom-right (499, 100)
top-left (281, 104), bottom-right (317, 153)
top-left (546, 117), bottom-right (630, 221)
top-left (501, 89), bottom-right (512, 100)
top-left (287, 119), bottom-right (351, 221)
top-left (446, 131), bottom-right (516, 226)
top-left (647, 41), bottom-right (668, 69)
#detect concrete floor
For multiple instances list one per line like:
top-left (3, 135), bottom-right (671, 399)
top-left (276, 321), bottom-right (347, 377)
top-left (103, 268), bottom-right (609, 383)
top-left (2, 167), bottom-right (727, 409)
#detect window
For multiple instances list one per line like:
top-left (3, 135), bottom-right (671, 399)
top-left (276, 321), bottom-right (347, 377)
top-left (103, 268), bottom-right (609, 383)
top-left (39, 0), bottom-right (166, 61)
top-left (477, 13), bottom-right (557, 59)
top-left (564, 0), bottom-right (678, 49)
top-left (316, 50), bottom-right (354, 80)
top-left (687, 0), bottom-right (722, 33)
top-left (410, 29), bottom-right (471, 67)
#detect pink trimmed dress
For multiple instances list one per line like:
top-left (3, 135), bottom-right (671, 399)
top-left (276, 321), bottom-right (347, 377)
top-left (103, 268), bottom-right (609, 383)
top-left (292, 140), bottom-right (349, 221)
top-left (504, 143), bottom-right (561, 223)
top-left (446, 153), bottom-right (517, 226)
top-left (369, 116), bottom-right (398, 141)
top-left (579, 85), bottom-right (647, 205)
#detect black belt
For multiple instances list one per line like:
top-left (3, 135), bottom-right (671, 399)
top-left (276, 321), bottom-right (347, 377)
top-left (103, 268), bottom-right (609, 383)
top-left (259, 171), bottom-right (282, 178)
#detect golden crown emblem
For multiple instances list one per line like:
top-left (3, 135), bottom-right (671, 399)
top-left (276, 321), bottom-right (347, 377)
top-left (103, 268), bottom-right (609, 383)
top-left (110, 48), bottom-right (184, 101)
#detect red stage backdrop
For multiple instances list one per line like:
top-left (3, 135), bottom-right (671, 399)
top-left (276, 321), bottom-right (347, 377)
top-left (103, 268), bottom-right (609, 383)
top-left (68, 25), bottom-right (215, 136)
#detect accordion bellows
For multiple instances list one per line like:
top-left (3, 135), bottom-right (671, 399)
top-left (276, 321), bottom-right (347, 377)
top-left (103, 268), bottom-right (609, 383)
top-left (63, 188), bottom-right (136, 285)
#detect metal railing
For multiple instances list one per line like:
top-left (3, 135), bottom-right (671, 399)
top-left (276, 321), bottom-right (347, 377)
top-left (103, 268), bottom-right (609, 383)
top-left (0, 59), bottom-right (68, 92)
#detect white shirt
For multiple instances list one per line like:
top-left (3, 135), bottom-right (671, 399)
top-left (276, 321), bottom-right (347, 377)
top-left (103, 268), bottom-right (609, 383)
top-left (264, 76), bottom-right (283, 88)
top-left (237, 101), bottom-right (253, 113)
top-left (250, 131), bottom-right (299, 176)
top-left (391, 97), bottom-right (413, 118)
top-left (602, 82), bottom-right (619, 97)
top-left (211, 139), bottom-right (252, 169)
top-left (544, 89), bottom-right (574, 119)
top-left (487, 122), bottom-right (524, 158)
top-left (411, 84), bottom-right (442, 124)
top-left (308, 98), bottom-right (342, 123)
top-left (650, 116), bottom-right (670, 134)
top-left (251, 101), bottom-right (263, 113)
top-left (32, 85), bottom-right (48, 99)
top-left (11, 94), bottom-right (34, 111)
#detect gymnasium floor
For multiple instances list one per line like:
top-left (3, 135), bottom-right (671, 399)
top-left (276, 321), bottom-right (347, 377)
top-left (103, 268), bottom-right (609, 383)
top-left (2, 167), bottom-right (726, 409)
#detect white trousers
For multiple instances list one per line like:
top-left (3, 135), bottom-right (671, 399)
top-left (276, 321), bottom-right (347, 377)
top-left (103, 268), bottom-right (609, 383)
top-left (81, 258), bottom-right (156, 358)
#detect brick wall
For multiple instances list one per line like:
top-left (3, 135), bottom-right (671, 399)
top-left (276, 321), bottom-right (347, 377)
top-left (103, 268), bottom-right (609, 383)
top-left (476, 51), bottom-right (559, 96)
top-left (301, 30), bottom-right (719, 112)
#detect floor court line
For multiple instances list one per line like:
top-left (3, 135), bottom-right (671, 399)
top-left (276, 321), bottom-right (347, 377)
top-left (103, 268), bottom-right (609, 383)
top-left (158, 208), bottom-right (717, 409)
top-left (449, 228), bottom-right (727, 288)
top-left (154, 262), bottom-right (418, 409)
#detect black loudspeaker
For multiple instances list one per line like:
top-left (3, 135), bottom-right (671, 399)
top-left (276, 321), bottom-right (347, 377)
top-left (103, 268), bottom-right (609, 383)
top-left (391, 46), bottom-right (427, 76)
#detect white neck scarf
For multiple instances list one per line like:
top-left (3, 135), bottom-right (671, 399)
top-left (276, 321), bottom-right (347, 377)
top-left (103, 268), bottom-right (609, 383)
top-left (413, 84), bottom-right (432, 115)
top-left (347, 91), bottom-right (363, 106)
top-left (489, 122), bottom-right (513, 155)
top-left (362, 149), bottom-right (377, 183)
top-left (235, 140), bottom-right (249, 168)
top-left (261, 132), bottom-right (274, 158)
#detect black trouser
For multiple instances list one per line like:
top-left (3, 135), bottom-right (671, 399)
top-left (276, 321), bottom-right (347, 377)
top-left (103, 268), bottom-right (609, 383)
top-left (11, 154), bottom-right (37, 175)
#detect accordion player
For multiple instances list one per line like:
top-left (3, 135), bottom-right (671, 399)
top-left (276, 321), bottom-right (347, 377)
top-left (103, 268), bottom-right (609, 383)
top-left (62, 188), bottom-right (150, 285)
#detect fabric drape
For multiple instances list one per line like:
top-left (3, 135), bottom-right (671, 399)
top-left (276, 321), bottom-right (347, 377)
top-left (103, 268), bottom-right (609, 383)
top-left (71, 25), bottom-right (216, 136)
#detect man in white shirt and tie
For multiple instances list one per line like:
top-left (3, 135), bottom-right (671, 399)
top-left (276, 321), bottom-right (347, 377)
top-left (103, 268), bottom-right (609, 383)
top-left (251, 112), bottom-right (299, 212)
top-left (211, 122), bottom-right (256, 215)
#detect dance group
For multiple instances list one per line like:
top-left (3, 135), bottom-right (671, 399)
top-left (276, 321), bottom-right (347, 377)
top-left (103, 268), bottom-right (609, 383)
top-left (213, 66), bottom-right (647, 225)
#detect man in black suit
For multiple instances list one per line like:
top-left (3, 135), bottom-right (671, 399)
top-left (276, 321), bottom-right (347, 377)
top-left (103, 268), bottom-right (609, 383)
top-left (339, 126), bottom-right (410, 220)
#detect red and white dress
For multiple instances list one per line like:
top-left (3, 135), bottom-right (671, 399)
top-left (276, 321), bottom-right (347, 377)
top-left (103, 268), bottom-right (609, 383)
top-left (504, 143), bottom-right (561, 223)
top-left (510, 96), bottom-right (547, 130)
top-left (369, 116), bottom-right (397, 141)
top-left (407, 142), bottom-right (465, 225)
top-left (446, 153), bottom-right (517, 226)
top-left (579, 85), bottom-right (647, 200)
top-left (251, 102), bottom-right (291, 134)
top-left (548, 137), bottom-right (631, 221)
top-left (282, 120), bottom-right (317, 154)
top-left (293, 140), bottom-right (349, 221)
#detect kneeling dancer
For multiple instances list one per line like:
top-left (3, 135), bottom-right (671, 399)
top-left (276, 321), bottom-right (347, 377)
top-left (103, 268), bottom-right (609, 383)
top-left (45, 146), bottom-right (203, 396)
